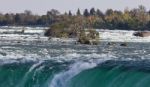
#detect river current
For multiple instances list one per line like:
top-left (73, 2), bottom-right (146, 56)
top-left (0, 41), bottom-right (150, 87)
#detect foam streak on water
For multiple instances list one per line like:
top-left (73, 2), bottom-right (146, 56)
top-left (16, 61), bottom-right (44, 87)
top-left (49, 61), bottom-right (96, 87)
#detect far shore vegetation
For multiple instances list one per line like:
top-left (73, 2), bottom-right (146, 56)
top-left (0, 5), bottom-right (150, 31)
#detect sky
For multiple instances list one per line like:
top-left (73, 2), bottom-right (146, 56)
top-left (0, 0), bottom-right (149, 15)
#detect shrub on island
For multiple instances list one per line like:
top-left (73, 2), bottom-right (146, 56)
top-left (45, 23), bottom-right (69, 38)
top-left (44, 22), bottom-right (79, 38)
top-left (77, 29), bottom-right (100, 45)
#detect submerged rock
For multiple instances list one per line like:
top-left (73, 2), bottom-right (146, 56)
top-left (0, 52), bottom-right (7, 56)
top-left (17, 41), bottom-right (21, 43)
top-left (120, 43), bottom-right (127, 46)
top-left (107, 42), bottom-right (116, 46)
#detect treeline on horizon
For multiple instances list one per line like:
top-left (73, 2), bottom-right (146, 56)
top-left (1, 5), bottom-right (150, 30)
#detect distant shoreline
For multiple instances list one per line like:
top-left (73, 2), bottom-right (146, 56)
top-left (0, 6), bottom-right (150, 31)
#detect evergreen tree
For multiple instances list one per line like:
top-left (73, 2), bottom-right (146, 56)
top-left (83, 9), bottom-right (90, 17)
top-left (90, 8), bottom-right (96, 15)
top-left (69, 11), bottom-right (72, 16)
top-left (77, 8), bottom-right (81, 16)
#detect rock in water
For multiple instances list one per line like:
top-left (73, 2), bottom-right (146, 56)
top-left (120, 43), bottom-right (127, 46)
top-left (133, 31), bottom-right (150, 37)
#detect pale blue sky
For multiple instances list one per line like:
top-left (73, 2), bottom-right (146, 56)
top-left (0, 0), bottom-right (149, 15)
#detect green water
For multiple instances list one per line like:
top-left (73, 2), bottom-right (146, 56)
top-left (70, 66), bottom-right (150, 87)
top-left (0, 61), bottom-right (150, 87)
top-left (0, 62), bottom-right (67, 87)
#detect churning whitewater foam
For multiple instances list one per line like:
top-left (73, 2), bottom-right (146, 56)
top-left (0, 44), bottom-right (117, 64)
